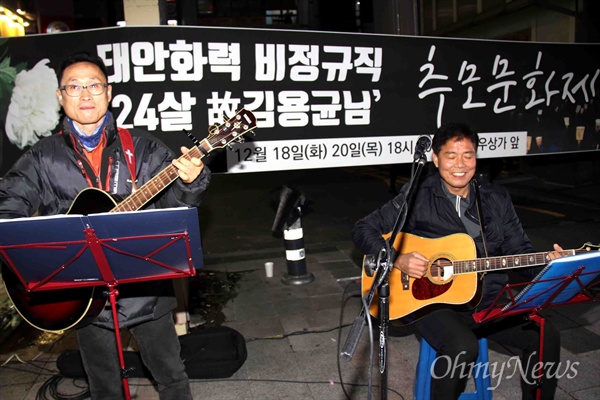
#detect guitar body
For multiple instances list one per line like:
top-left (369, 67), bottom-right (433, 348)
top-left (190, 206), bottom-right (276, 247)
top-left (1, 263), bottom-right (107, 333)
top-left (361, 232), bottom-right (480, 323)
top-left (1, 188), bottom-right (118, 333)
top-left (67, 187), bottom-right (122, 215)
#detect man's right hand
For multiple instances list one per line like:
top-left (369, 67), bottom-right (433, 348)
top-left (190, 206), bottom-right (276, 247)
top-left (394, 252), bottom-right (429, 278)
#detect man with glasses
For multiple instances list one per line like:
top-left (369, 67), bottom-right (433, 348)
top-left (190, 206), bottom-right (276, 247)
top-left (0, 52), bottom-right (210, 399)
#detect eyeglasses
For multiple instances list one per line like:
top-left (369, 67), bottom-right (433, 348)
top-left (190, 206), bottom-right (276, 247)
top-left (59, 83), bottom-right (108, 97)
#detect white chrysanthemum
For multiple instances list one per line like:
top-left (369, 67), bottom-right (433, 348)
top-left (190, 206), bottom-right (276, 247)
top-left (5, 58), bottom-right (61, 149)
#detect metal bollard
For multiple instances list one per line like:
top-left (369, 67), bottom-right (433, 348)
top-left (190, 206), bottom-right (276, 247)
top-left (282, 211), bottom-right (314, 285)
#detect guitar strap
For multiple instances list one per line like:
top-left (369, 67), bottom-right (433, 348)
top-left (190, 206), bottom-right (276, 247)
top-left (117, 128), bottom-right (138, 192)
top-left (389, 183), bottom-right (411, 260)
top-left (472, 179), bottom-right (489, 278)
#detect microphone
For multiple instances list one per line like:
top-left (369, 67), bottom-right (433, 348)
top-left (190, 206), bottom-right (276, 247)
top-left (340, 314), bottom-right (366, 362)
top-left (413, 135), bottom-right (432, 161)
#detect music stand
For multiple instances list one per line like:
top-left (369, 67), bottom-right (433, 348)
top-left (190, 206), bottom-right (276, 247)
top-left (0, 207), bottom-right (203, 400)
top-left (473, 251), bottom-right (600, 400)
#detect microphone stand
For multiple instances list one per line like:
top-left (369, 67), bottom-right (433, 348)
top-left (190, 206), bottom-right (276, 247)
top-left (340, 151), bottom-right (429, 400)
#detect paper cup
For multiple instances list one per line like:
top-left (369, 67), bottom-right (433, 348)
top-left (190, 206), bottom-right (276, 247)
top-left (265, 262), bottom-right (274, 278)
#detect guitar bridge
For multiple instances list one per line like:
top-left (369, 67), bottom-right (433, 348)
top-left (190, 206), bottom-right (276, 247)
top-left (401, 272), bottom-right (410, 290)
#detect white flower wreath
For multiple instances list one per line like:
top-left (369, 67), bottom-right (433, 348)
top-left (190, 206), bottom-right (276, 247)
top-left (5, 58), bottom-right (61, 150)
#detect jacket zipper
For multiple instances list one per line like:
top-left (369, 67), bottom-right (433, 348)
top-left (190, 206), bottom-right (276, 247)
top-left (76, 160), bottom-right (94, 188)
top-left (105, 156), bottom-right (114, 192)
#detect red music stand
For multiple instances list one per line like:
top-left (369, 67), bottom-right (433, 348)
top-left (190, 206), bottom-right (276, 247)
top-left (0, 207), bottom-right (203, 400)
top-left (472, 251), bottom-right (600, 400)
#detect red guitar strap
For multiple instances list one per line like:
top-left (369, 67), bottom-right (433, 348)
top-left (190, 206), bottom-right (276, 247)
top-left (117, 128), bottom-right (138, 191)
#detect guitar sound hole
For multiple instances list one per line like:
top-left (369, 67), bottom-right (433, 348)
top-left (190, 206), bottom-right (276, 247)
top-left (430, 263), bottom-right (444, 281)
top-left (412, 258), bottom-right (453, 300)
top-left (429, 258), bottom-right (453, 284)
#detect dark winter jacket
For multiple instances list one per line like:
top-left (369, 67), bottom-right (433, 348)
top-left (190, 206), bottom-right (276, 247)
top-left (352, 171), bottom-right (535, 312)
top-left (0, 114), bottom-right (211, 328)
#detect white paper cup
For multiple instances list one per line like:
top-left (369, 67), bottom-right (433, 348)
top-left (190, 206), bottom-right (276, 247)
top-left (265, 262), bottom-right (274, 278)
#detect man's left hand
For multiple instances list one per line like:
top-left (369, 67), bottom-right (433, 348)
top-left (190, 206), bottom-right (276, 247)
top-left (548, 243), bottom-right (565, 260)
top-left (172, 146), bottom-right (204, 183)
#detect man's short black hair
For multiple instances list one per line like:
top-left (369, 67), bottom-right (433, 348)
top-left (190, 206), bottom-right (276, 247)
top-left (57, 52), bottom-right (109, 85)
top-left (431, 122), bottom-right (479, 155)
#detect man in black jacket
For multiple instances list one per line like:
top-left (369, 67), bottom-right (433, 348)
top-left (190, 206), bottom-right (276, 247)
top-left (0, 52), bottom-right (210, 399)
top-left (353, 123), bottom-right (564, 399)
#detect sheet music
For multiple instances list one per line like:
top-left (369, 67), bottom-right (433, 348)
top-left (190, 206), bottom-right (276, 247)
top-left (90, 206), bottom-right (193, 217)
top-left (0, 213), bottom-right (84, 222)
top-left (0, 206), bottom-right (193, 222)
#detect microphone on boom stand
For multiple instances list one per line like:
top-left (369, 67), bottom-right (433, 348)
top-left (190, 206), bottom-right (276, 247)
top-left (413, 135), bottom-right (432, 162)
top-left (342, 134), bottom-right (433, 400)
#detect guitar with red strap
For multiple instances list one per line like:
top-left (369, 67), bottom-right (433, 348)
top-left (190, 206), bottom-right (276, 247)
top-left (361, 232), bottom-right (599, 324)
top-left (1, 108), bottom-right (257, 333)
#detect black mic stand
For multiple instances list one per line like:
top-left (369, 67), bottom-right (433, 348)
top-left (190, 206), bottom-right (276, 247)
top-left (340, 151), bottom-right (429, 400)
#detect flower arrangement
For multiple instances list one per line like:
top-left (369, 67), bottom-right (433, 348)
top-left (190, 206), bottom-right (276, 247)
top-left (0, 39), bottom-right (25, 101)
top-left (0, 286), bottom-right (20, 329)
top-left (0, 39), bottom-right (64, 335)
top-left (5, 58), bottom-right (61, 149)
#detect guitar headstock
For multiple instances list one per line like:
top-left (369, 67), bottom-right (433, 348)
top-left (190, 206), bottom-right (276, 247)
top-left (206, 108), bottom-right (257, 150)
top-left (577, 242), bottom-right (600, 252)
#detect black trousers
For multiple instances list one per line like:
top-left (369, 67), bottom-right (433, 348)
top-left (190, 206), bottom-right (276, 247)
top-left (415, 309), bottom-right (561, 400)
top-left (76, 312), bottom-right (192, 400)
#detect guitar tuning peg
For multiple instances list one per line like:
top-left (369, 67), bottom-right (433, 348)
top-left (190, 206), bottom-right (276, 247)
top-left (209, 124), bottom-right (220, 134)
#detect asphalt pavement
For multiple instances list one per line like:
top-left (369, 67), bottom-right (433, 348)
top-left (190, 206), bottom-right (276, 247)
top-left (1, 159), bottom-right (599, 400)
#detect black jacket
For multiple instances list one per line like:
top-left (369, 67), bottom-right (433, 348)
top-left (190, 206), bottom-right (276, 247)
top-left (0, 115), bottom-right (210, 217)
top-left (352, 171), bottom-right (535, 311)
top-left (0, 115), bottom-right (211, 328)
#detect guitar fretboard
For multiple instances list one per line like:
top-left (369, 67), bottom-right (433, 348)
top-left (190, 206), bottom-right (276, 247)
top-left (103, 108), bottom-right (255, 214)
top-left (109, 143), bottom-right (208, 213)
top-left (453, 250), bottom-right (576, 274)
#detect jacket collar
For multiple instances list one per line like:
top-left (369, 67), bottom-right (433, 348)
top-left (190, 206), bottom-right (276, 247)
top-left (426, 171), bottom-right (477, 208)
top-left (61, 113), bottom-right (118, 150)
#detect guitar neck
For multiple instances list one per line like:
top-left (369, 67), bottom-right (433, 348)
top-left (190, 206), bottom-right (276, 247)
top-left (110, 140), bottom-right (210, 213)
top-left (453, 249), bottom-right (578, 274)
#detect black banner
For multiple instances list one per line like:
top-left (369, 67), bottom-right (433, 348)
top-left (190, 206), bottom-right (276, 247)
top-left (1, 26), bottom-right (598, 174)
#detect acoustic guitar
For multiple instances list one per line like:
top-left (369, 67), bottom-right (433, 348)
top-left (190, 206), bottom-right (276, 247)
top-left (361, 232), bottom-right (599, 323)
top-left (1, 108), bottom-right (257, 333)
